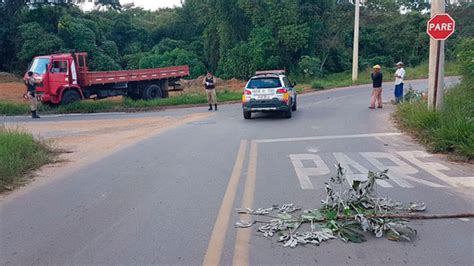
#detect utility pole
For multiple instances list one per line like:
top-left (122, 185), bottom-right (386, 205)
top-left (352, 0), bottom-right (360, 82)
top-left (427, 0), bottom-right (445, 111)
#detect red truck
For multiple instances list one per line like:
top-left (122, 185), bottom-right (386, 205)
top-left (24, 52), bottom-right (189, 105)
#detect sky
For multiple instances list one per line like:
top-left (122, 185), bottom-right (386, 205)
top-left (120, 0), bottom-right (183, 10)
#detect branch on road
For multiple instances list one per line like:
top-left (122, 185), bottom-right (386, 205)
top-left (235, 165), bottom-right (473, 248)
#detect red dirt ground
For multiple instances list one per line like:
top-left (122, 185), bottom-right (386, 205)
top-left (0, 76), bottom-right (247, 103)
top-left (0, 82), bottom-right (26, 103)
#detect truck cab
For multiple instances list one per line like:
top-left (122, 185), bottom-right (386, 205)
top-left (25, 53), bottom-right (86, 104)
top-left (24, 52), bottom-right (189, 105)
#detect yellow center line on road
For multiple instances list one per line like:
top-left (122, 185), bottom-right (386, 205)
top-left (203, 140), bottom-right (248, 266)
top-left (232, 141), bottom-right (258, 266)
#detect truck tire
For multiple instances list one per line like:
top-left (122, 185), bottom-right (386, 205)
top-left (142, 84), bottom-right (163, 100)
top-left (62, 90), bottom-right (81, 105)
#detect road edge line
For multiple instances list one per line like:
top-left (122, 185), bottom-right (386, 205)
top-left (256, 132), bottom-right (403, 143)
top-left (203, 139), bottom-right (248, 266)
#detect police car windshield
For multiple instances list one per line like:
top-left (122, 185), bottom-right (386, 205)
top-left (247, 77), bottom-right (282, 89)
top-left (29, 58), bottom-right (50, 75)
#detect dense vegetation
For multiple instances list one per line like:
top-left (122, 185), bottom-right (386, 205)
top-left (395, 38), bottom-right (473, 161)
top-left (0, 126), bottom-right (52, 192)
top-left (0, 1), bottom-right (472, 80)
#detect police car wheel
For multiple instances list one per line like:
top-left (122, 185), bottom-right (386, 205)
top-left (243, 111), bottom-right (252, 119)
top-left (284, 104), bottom-right (292, 119)
top-left (292, 95), bottom-right (297, 111)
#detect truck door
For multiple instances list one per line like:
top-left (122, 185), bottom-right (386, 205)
top-left (48, 60), bottom-right (69, 96)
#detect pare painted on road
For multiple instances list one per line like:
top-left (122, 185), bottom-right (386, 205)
top-left (289, 150), bottom-right (474, 189)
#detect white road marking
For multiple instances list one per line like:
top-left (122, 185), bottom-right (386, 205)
top-left (256, 132), bottom-right (403, 143)
top-left (289, 151), bottom-right (454, 190)
top-left (360, 152), bottom-right (444, 188)
top-left (398, 151), bottom-right (474, 187)
top-left (289, 154), bottom-right (330, 190)
top-left (333, 152), bottom-right (392, 188)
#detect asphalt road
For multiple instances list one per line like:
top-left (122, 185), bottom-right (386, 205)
top-left (1, 77), bottom-right (473, 265)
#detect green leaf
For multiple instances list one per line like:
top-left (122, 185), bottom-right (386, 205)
top-left (325, 209), bottom-right (338, 221)
top-left (343, 207), bottom-right (351, 216)
top-left (336, 222), bottom-right (366, 243)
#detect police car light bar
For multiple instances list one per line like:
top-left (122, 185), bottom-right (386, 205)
top-left (255, 70), bottom-right (286, 76)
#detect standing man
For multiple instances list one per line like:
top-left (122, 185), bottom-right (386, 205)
top-left (26, 71), bottom-right (40, 119)
top-left (203, 72), bottom-right (218, 111)
top-left (369, 65), bottom-right (383, 109)
top-left (394, 61), bottom-right (406, 104)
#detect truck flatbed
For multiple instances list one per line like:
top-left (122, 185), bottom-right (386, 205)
top-left (81, 66), bottom-right (189, 86)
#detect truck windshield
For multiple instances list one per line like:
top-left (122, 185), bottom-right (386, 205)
top-left (29, 58), bottom-right (50, 74)
top-left (247, 77), bottom-right (282, 89)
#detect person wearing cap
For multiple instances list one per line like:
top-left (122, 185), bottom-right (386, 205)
top-left (394, 62), bottom-right (406, 104)
top-left (203, 71), bottom-right (218, 111)
top-left (369, 65), bottom-right (383, 109)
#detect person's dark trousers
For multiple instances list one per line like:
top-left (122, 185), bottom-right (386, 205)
top-left (394, 83), bottom-right (404, 103)
top-left (32, 110), bottom-right (40, 119)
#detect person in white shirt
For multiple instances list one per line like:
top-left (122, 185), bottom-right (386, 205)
top-left (394, 62), bottom-right (406, 103)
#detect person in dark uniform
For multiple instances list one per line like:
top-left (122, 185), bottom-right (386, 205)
top-left (369, 65), bottom-right (383, 109)
top-left (26, 71), bottom-right (40, 118)
top-left (203, 72), bottom-right (218, 111)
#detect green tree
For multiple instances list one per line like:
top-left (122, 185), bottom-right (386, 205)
top-left (139, 48), bottom-right (205, 78)
top-left (17, 22), bottom-right (64, 62)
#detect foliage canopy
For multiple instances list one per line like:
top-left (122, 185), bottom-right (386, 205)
top-left (0, 1), bottom-right (472, 79)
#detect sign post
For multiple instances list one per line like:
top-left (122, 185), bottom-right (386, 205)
top-left (426, 11), bottom-right (456, 111)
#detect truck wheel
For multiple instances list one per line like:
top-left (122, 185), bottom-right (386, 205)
top-left (62, 90), bottom-right (81, 105)
top-left (143, 84), bottom-right (163, 100)
top-left (292, 95), bottom-right (297, 111)
top-left (243, 111), bottom-right (252, 119)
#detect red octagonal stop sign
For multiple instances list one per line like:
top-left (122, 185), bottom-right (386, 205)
top-left (427, 13), bottom-right (456, 40)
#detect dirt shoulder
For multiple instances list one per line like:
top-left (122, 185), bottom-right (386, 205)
top-left (0, 76), bottom-right (247, 103)
top-left (1, 112), bottom-right (212, 200)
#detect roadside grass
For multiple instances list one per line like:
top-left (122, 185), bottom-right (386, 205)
top-left (310, 61), bottom-right (460, 90)
top-left (0, 101), bottom-right (30, 116)
top-left (0, 126), bottom-right (53, 192)
top-left (0, 90), bottom-right (242, 116)
top-left (395, 81), bottom-right (473, 161)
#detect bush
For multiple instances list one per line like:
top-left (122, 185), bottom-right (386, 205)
top-left (298, 56), bottom-right (322, 78)
top-left (455, 38), bottom-right (474, 83)
top-left (0, 127), bottom-right (52, 191)
top-left (396, 82), bottom-right (474, 160)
